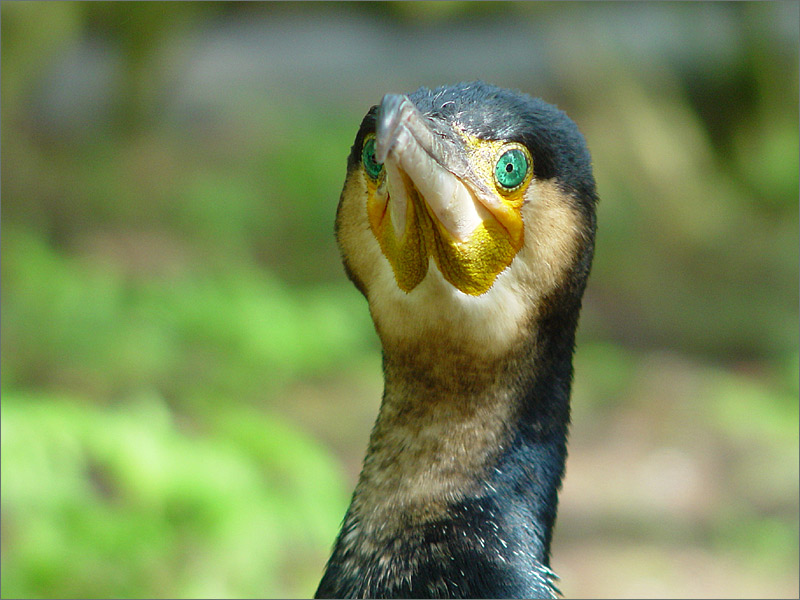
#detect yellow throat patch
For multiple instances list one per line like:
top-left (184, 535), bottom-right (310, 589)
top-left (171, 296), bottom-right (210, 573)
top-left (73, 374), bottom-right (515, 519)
top-left (366, 132), bottom-right (531, 296)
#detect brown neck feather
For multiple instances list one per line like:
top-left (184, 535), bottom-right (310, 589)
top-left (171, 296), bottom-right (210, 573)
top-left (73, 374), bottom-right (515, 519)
top-left (348, 334), bottom-right (536, 534)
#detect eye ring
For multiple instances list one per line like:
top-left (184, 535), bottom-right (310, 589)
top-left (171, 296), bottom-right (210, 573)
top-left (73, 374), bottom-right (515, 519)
top-left (494, 145), bottom-right (531, 192)
top-left (362, 135), bottom-right (383, 180)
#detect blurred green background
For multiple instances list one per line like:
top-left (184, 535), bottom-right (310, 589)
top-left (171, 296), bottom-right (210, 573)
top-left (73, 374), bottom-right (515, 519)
top-left (1, 2), bottom-right (798, 598)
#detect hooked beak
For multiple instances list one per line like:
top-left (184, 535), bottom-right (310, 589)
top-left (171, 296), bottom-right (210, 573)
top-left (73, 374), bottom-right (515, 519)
top-left (366, 93), bottom-right (526, 296)
top-left (373, 94), bottom-right (523, 247)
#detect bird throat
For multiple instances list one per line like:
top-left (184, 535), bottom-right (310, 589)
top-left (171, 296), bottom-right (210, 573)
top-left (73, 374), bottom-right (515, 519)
top-left (347, 341), bottom-right (521, 533)
top-left (369, 177), bottom-right (522, 296)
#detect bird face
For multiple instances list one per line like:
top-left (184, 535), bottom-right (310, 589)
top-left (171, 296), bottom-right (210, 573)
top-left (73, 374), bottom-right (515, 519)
top-left (336, 83), bottom-right (597, 357)
top-left (364, 94), bottom-right (531, 297)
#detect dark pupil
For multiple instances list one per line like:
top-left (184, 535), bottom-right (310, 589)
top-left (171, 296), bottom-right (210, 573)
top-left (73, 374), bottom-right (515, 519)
top-left (506, 163), bottom-right (514, 173)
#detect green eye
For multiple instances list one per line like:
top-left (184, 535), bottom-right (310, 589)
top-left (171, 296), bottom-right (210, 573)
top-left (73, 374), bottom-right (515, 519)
top-left (362, 136), bottom-right (383, 179)
top-left (494, 148), bottom-right (529, 190)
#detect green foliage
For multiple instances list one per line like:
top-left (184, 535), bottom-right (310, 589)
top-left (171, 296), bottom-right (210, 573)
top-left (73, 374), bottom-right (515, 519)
top-left (1, 392), bottom-right (348, 598)
top-left (1, 226), bottom-right (373, 404)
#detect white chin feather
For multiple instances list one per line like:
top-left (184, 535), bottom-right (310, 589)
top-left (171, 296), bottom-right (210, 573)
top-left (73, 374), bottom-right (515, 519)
top-left (367, 255), bottom-right (531, 357)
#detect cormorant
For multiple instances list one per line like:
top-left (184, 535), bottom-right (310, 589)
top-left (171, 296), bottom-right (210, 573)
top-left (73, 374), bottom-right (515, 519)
top-left (316, 82), bottom-right (598, 599)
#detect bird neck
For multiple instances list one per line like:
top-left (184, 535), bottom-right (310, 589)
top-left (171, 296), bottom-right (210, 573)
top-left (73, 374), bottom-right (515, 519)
top-left (358, 342), bottom-right (523, 520)
top-left (361, 319), bottom-right (573, 553)
top-left (316, 313), bottom-right (577, 598)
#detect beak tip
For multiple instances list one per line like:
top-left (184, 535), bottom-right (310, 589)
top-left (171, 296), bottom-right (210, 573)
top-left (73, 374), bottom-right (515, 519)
top-left (375, 93), bottom-right (411, 163)
top-left (374, 144), bottom-right (389, 165)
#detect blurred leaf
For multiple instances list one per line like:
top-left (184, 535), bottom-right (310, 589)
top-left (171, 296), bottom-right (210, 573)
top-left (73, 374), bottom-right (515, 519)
top-left (0, 391), bottom-right (347, 598)
top-left (1, 225), bottom-right (373, 405)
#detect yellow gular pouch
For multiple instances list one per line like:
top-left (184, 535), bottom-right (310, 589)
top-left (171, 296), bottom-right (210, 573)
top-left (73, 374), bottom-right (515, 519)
top-left (426, 211), bottom-right (520, 296)
top-left (366, 130), bottom-right (532, 296)
top-left (366, 169), bottom-right (428, 293)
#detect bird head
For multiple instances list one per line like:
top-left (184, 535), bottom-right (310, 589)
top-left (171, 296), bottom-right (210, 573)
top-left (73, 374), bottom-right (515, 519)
top-left (336, 82), bottom-right (597, 357)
